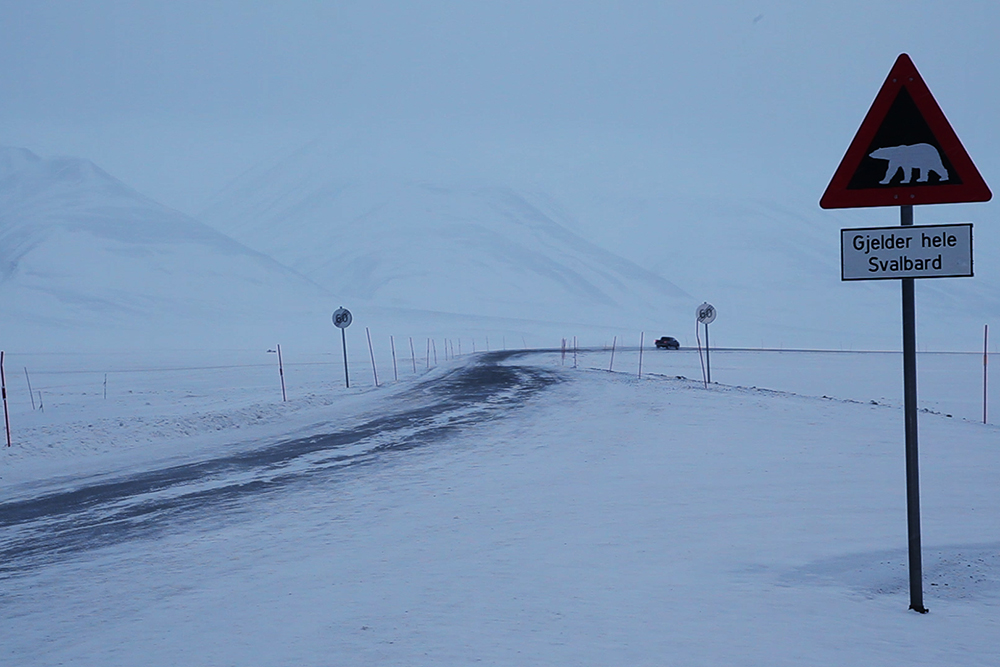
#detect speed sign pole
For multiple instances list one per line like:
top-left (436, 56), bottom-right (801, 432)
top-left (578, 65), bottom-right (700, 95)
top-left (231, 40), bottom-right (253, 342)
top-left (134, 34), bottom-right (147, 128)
top-left (341, 327), bottom-right (349, 388)
top-left (333, 307), bottom-right (353, 388)
top-left (704, 321), bottom-right (710, 383)
top-left (697, 302), bottom-right (717, 384)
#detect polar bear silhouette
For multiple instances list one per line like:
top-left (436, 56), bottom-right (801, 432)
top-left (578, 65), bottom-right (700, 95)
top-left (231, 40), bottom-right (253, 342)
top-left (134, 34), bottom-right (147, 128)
top-left (869, 143), bottom-right (949, 184)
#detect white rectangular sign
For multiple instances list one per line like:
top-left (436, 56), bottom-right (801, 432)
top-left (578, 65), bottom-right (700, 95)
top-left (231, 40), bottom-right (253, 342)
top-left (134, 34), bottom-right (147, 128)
top-left (841, 223), bottom-right (973, 281)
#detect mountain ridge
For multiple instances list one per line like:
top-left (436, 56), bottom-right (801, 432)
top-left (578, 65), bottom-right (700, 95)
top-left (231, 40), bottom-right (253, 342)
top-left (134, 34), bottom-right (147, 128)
top-left (0, 146), bottom-right (332, 350)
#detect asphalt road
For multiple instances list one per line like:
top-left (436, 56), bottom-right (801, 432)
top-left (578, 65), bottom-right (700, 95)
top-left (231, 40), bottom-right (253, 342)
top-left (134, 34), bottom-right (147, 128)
top-left (0, 351), bottom-right (562, 576)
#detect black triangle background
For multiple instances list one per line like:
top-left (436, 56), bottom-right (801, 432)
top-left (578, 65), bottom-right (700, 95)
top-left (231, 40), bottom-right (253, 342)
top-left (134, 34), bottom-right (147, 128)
top-left (846, 87), bottom-right (961, 189)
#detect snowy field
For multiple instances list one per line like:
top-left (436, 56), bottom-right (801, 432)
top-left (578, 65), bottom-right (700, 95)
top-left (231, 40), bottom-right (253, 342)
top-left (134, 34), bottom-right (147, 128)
top-left (2, 347), bottom-right (998, 666)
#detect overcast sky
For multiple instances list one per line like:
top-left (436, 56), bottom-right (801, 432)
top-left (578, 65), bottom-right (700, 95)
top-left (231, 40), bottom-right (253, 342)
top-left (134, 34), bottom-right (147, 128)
top-left (1, 1), bottom-right (998, 214)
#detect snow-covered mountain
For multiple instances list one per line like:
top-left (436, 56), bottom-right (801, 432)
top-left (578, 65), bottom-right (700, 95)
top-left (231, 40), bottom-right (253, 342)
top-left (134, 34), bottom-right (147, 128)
top-left (3, 141), bottom-right (996, 355)
top-left (200, 141), bottom-right (692, 339)
top-left (0, 147), bottom-right (331, 351)
top-left (200, 138), bottom-right (1000, 352)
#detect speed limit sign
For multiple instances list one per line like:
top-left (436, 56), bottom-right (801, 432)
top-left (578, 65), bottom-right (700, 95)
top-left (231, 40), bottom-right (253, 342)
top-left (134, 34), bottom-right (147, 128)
top-left (333, 307), bottom-right (353, 329)
top-left (332, 307), bottom-right (353, 388)
top-left (696, 302), bottom-right (716, 385)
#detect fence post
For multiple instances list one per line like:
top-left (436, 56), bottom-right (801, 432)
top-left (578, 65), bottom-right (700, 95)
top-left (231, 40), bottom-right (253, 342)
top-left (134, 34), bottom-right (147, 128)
top-left (1, 351), bottom-right (11, 447)
top-left (24, 367), bottom-right (35, 410)
top-left (638, 332), bottom-right (644, 379)
top-left (366, 327), bottom-right (379, 387)
top-left (391, 335), bottom-right (398, 382)
top-left (277, 344), bottom-right (286, 401)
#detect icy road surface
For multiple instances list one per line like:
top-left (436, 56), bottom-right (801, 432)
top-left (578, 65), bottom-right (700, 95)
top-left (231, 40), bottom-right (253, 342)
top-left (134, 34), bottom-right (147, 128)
top-left (0, 352), bottom-right (560, 575)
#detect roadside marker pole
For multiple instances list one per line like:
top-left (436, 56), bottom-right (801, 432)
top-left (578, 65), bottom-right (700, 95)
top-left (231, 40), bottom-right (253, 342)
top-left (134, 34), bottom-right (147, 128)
top-left (366, 327), bottom-right (379, 387)
top-left (638, 332), bottom-right (644, 379)
top-left (608, 336), bottom-right (617, 372)
top-left (410, 337), bottom-right (416, 373)
top-left (24, 367), bottom-right (35, 410)
top-left (277, 344), bottom-right (286, 402)
top-left (1, 351), bottom-right (11, 447)
top-left (391, 335), bottom-right (398, 382)
top-left (984, 324), bottom-right (989, 424)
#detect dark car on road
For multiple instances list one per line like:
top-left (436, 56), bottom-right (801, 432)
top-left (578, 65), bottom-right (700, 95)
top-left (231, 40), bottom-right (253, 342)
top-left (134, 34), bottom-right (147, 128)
top-left (654, 336), bottom-right (680, 350)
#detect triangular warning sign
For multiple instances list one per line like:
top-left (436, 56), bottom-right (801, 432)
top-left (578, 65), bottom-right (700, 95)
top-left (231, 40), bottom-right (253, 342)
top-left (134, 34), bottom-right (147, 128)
top-left (821, 54), bottom-right (991, 209)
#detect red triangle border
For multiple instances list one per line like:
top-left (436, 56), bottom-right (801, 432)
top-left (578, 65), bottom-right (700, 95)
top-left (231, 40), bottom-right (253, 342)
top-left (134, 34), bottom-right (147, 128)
top-left (820, 54), bottom-right (991, 209)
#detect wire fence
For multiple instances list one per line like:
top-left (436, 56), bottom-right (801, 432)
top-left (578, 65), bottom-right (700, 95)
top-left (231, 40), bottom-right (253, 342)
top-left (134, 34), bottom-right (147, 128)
top-left (3, 331), bottom-right (999, 448)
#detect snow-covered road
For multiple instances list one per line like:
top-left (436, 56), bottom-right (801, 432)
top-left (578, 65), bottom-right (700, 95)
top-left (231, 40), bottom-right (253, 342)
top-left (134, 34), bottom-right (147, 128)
top-left (0, 352), bottom-right (561, 575)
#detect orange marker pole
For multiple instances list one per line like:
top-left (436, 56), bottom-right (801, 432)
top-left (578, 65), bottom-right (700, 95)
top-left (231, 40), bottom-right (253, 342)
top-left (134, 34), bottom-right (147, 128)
top-left (277, 344), bottom-right (286, 402)
top-left (984, 324), bottom-right (989, 424)
top-left (1, 351), bottom-right (11, 447)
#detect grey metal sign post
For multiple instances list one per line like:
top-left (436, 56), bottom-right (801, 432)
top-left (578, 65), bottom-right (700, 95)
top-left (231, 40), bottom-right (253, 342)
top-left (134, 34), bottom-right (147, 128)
top-left (822, 54), bottom-right (990, 614)
top-left (333, 307), bottom-right (353, 388)
top-left (842, 218), bottom-right (975, 611)
top-left (697, 302), bottom-right (716, 383)
top-left (899, 205), bottom-right (923, 613)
